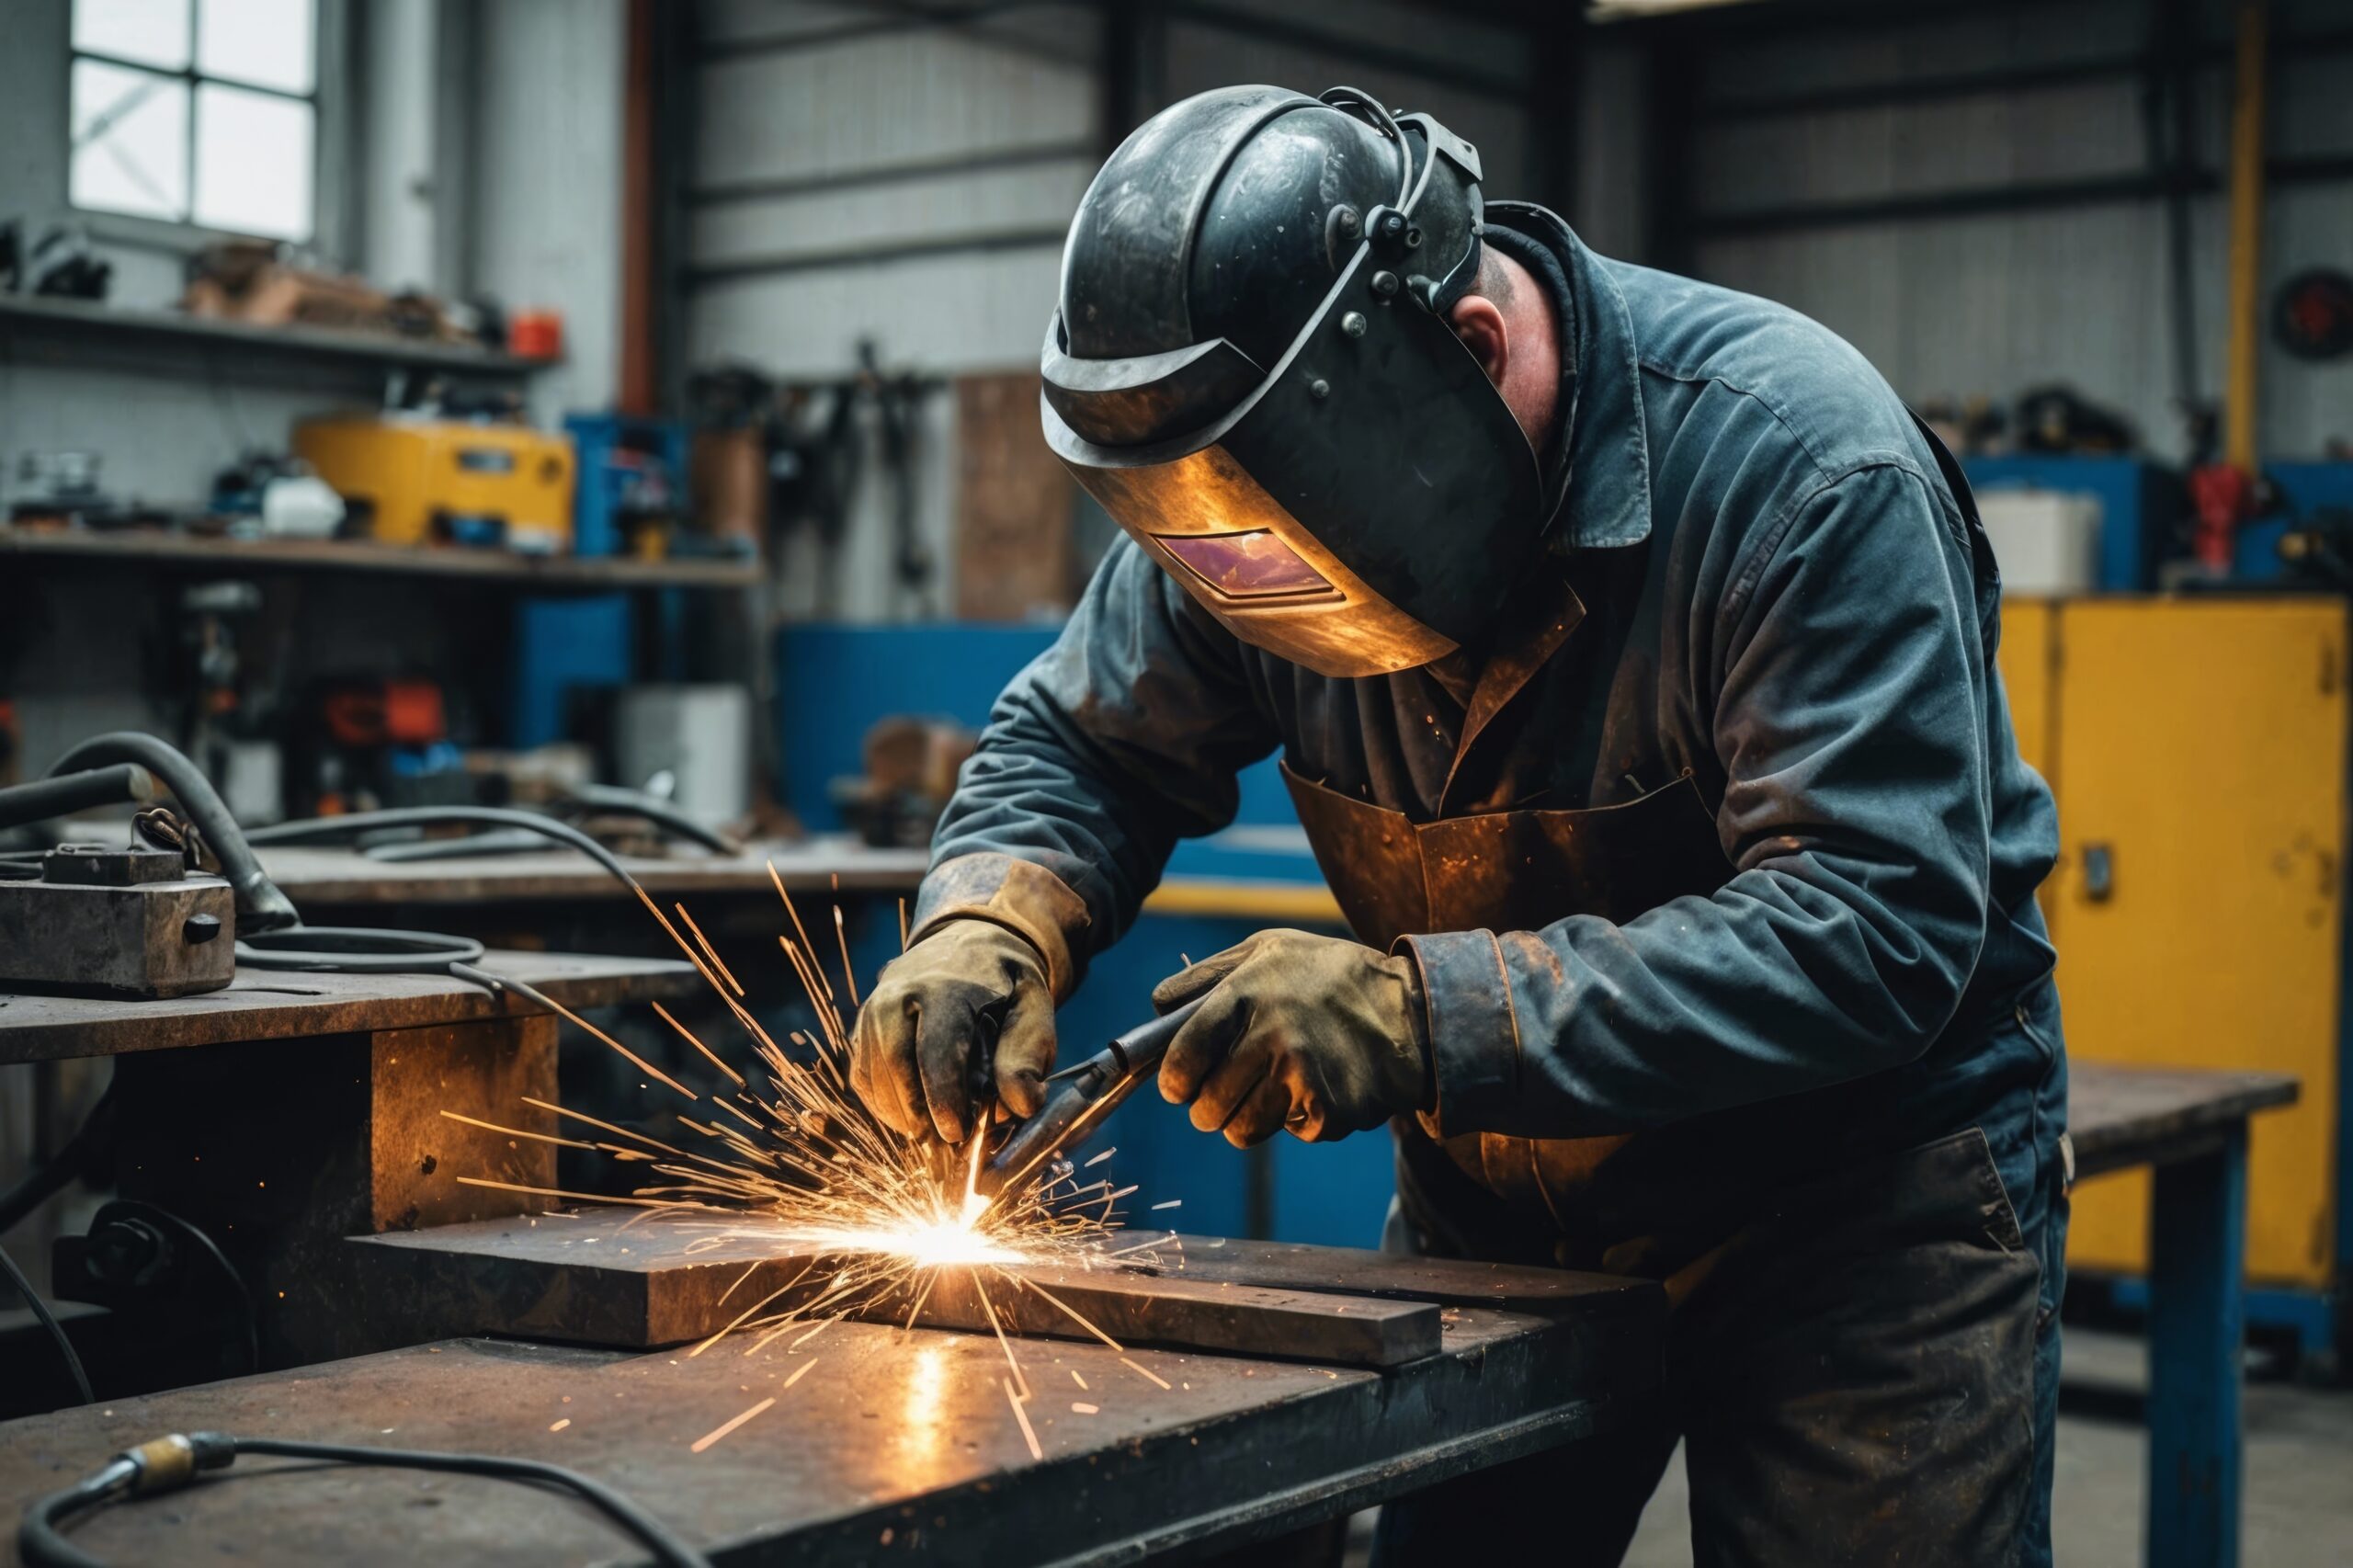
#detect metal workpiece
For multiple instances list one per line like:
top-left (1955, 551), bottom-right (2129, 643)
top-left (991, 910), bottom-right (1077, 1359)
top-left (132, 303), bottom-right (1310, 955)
top-left (921, 1263), bottom-right (1439, 1367)
top-left (349, 1213), bottom-right (1454, 1368)
top-left (0, 855), bottom-right (235, 1000)
top-left (344, 1210), bottom-right (1654, 1364)
top-left (0, 1279), bottom-right (1662, 1566)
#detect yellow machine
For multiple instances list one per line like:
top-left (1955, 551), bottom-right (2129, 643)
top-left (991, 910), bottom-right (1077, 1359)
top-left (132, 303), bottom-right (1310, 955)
top-left (1997, 597), bottom-right (2347, 1333)
top-left (294, 416), bottom-right (577, 553)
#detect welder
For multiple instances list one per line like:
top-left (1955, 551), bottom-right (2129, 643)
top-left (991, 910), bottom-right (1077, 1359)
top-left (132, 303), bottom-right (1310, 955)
top-left (849, 84), bottom-right (2067, 1566)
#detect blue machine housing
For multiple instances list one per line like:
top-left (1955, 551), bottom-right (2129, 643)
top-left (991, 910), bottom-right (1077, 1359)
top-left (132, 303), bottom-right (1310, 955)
top-left (1961, 455), bottom-right (2175, 592)
top-left (2235, 461), bottom-right (2353, 584)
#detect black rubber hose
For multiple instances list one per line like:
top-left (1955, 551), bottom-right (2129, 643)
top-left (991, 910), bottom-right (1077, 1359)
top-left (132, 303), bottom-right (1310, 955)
top-left (45, 734), bottom-right (298, 932)
top-left (235, 926), bottom-right (486, 973)
top-left (560, 784), bottom-right (741, 854)
top-left (244, 806), bottom-right (643, 889)
top-left (0, 1234), bottom-right (93, 1408)
top-left (0, 767), bottom-right (157, 835)
top-left (0, 1084), bottom-right (115, 1238)
top-left (240, 809), bottom-right (654, 977)
top-left (17, 1462), bottom-right (126, 1568)
top-left (361, 828), bottom-right (562, 863)
top-left (19, 1434), bottom-right (714, 1568)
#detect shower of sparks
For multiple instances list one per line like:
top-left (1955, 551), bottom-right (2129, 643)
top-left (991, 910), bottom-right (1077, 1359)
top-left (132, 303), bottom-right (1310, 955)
top-left (452, 859), bottom-right (1181, 1463)
top-left (691, 1396), bottom-right (775, 1453)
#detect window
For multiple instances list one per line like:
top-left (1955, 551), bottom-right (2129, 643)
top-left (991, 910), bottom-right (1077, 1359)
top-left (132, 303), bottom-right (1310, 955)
top-left (69, 0), bottom-right (318, 242)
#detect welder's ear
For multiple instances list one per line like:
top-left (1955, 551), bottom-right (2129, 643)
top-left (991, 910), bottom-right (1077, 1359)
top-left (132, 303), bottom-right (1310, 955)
top-left (1446, 292), bottom-right (1509, 388)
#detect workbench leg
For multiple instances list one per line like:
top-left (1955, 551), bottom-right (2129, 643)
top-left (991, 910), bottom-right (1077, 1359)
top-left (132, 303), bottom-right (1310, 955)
top-left (2145, 1126), bottom-right (2247, 1568)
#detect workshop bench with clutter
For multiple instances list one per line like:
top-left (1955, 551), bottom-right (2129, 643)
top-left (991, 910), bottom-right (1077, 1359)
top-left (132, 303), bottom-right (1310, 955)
top-left (0, 938), bottom-right (2300, 1566)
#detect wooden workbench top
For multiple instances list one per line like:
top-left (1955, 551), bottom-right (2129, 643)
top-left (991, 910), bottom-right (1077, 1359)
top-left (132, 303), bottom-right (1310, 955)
top-left (2066, 1059), bottom-right (2299, 1179)
top-left (255, 835), bottom-right (1346, 926)
top-left (0, 949), bottom-right (699, 1064)
top-left (258, 835), bottom-right (930, 907)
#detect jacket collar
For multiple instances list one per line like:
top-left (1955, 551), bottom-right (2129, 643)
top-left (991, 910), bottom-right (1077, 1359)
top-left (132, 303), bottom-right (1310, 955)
top-left (1483, 202), bottom-right (1654, 552)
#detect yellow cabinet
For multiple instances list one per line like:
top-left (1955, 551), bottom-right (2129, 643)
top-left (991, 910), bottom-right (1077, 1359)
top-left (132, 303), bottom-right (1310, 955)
top-left (2000, 598), bottom-right (2346, 1290)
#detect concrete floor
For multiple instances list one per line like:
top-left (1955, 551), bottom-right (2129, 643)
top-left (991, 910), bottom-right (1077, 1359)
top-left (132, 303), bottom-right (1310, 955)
top-left (1619, 1328), bottom-right (2353, 1567)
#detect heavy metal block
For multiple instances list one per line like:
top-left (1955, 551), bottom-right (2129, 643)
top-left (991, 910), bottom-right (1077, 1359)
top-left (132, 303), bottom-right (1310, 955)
top-left (100, 1015), bottom-right (561, 1366)
top-left (0, 865), bottom-right (235, 999)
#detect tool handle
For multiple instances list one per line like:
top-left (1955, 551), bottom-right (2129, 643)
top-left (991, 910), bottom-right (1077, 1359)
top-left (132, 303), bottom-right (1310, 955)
top-left (1106, 994), bottom-right (1206, 1075)
top-left (979, 996), bottom-right (1208, 1199)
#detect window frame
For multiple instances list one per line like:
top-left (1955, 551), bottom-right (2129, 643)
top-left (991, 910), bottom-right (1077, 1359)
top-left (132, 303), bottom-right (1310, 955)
top-left (64, 0), bottom-right (352, 260)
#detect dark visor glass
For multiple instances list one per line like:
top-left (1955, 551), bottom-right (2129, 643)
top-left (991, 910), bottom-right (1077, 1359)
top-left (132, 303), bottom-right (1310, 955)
top-left (1158, 529), bottom-right (1335, 601)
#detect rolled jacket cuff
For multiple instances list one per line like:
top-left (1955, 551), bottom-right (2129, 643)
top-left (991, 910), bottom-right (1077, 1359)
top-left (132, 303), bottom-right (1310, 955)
top-left (910, 853), bottom-right (1092, 1001)
top-left (1396, 929), bottom-right (1523, 1140)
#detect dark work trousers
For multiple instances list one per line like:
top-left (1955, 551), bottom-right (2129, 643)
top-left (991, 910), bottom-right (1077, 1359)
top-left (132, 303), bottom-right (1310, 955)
top-left (1372, 1126), bottom-right (2067, 1568)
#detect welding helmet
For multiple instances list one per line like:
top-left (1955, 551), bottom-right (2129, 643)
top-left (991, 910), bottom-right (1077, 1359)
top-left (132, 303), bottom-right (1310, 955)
top-left (1040, 85), bottom-right (1542, 677)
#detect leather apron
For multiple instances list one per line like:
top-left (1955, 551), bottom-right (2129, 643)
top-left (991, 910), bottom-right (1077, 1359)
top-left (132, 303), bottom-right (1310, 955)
top-left (1283, 759), bottom-right (1736, 1267)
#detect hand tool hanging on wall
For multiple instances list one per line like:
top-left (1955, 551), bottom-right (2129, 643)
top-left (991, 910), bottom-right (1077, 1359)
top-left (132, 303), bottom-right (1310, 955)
top-left (689, 343), bottom-right (943, 612)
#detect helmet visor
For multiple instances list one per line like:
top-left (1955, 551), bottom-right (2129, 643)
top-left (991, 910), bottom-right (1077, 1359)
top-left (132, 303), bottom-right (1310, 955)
top-left (1159, 530), bottom-right (1336, 602)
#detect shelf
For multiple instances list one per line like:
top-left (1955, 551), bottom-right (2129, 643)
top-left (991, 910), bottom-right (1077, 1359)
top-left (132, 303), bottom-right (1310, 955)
top-left (0, 527), bottom-right (763, 590)
top-left (0, 293), bottom-right (559, 377)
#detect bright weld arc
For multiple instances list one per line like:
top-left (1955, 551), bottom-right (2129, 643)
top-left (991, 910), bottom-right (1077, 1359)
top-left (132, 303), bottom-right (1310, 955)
top-left (483, 886), bottom-right (1168, 1467)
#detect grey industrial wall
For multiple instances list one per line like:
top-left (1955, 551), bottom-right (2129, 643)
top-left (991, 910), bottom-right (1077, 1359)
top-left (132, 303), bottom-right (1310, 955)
top-left (1682, 0), bottom-right (2353, 463)
top-left (0, 0), bottom-right (629, 774)
top-left (674, 0), bottom-right (1558, 622)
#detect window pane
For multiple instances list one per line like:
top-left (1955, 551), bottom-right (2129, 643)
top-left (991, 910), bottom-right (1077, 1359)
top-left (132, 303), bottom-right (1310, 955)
top-left (70, 60), bottom-right (190, 222)
top-left (73, 0), bottom-right (192, 71)
top-left (196, 0), bottom-right (314, 94)
top-left (194, 84), bottom-right (313, 239)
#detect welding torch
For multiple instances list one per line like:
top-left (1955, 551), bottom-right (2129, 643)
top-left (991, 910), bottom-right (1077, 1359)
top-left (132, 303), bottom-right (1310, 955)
top-left (968, 994), bottom-right (1206, 1204)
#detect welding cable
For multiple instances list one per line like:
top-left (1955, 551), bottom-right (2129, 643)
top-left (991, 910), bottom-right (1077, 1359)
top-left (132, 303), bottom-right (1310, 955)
top-left (244, 805), bottom-right (643, 891)
top-left (0, 1084), bottom-right (115, 1240)
top-left (236, 807), bottom-right (655, 975)
top-left (25, 738), bottom-right (666, 983)
top-left (0, 1237), bottom-right (93, 1408)
top-left (0, 765), bottom-right (158, 835)
top-left (231, 925), bottom-right (489, 973)
top-left (18, 1432), bottom-right (715, 1568)
top-left (557, 783), bottom-right (742, 854)
top-left (44, 733), bottom-right (299, 933)
top-left (356, 790), bottom-right (738, 864)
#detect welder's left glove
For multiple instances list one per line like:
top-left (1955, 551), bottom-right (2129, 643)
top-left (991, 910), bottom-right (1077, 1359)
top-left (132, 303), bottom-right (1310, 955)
top-left (1150, 928), bottom-right (1433, 1148)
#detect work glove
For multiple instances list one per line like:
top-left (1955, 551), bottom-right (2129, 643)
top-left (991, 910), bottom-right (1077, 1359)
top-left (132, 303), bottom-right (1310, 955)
top-left (851, 918), bottom-right (1056, 1143)
top-left (1152, 928), bottom-right (1433, 1148)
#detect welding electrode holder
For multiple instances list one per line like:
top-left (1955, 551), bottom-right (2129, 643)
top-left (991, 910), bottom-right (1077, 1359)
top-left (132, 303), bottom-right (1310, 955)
top-left (976, 994), bottom-right (1208, 1200)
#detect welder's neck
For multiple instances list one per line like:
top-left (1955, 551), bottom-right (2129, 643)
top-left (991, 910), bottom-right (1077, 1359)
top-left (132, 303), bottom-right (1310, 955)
top-left (1492, 256), bottom-right (1565, 464)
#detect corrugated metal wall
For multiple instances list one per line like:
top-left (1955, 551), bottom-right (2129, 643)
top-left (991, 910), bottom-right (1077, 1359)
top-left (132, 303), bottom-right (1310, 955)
top-left (672, 0), bottom-right (1548, 620)
top-left (1681, 0), bottom-right (2353, 462)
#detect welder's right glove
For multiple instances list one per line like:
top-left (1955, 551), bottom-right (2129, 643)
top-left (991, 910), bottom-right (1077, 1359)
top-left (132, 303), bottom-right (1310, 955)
top-left (852, 918), bottom-right (1057, 1144)
top-left (1151, 927), bottom-right (1433, 1148)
